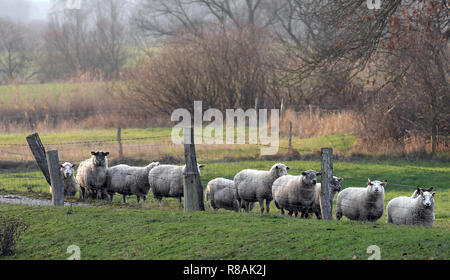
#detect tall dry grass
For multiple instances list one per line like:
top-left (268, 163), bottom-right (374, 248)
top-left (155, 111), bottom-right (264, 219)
top-left (280, 109), bottom-right (360, 138)
top-left (0, 73), bottom-right (171, 133)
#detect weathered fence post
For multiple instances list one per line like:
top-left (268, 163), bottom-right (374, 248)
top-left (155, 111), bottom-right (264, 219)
top-left (309, 104), bottom-right (313, 122)
top-left (320, 148), bottom-right (333, 220)
top-left (183, 127), bottom-right (205, 211)
top-left (117, 127), bottom-right (123, 159)
top-left (26, 133), bottom-right (51, 185)
top-left (46, 150), bottom-right (64, 206)
top-left (289, 121), bottom-right (293, 150)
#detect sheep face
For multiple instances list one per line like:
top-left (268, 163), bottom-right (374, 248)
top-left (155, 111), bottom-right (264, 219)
top-left (301, 170), bottom-right (321, 186)
top-left (197, 164), bottom-right (205, 175)
top-left (91, 151), bottom-right (109, 166)
top-left (331, 176), bottom-right (344, 192)
top-left (271, 163), bottom-right (289, 177)
top-left (147, 162), bottom-right (160, 169)
top-left (367, 179), bottom-right (387, 195)
top-left (420, 191), bottom-right (435, 208)
top-left (60, 162), bottom-right (75, 179)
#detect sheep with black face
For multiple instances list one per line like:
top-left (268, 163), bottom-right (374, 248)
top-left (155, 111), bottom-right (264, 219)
top-left (76, 151), bottom-right (109, 200)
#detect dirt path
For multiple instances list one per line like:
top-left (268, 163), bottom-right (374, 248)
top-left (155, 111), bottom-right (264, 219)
top-left (0, 195), bottom-right (92, 207)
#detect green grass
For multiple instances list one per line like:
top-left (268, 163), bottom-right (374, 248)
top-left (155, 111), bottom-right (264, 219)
top-left (0, 159), bottom-right (449, 260)
top-left (0, 128), bottom-right (173, 146)
top-left (1, 203), bottom-right (448, 260)
top-left (0, 127), bottom-right (357, 161)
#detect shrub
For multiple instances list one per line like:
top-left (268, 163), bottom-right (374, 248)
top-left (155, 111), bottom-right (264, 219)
top-left (0, 214), bottom-right (28, 256)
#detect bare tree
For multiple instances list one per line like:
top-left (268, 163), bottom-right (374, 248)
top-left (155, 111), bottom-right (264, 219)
top-left (93, 0), bottom-right (128, 77)
top-left (131, 0), bottom-right (285, 39)
top-left (0, 19), bottom-right (32, 83)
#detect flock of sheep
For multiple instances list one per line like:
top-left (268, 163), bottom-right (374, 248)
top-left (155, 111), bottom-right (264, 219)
top-left (55, 151), bottom-right (437, 227)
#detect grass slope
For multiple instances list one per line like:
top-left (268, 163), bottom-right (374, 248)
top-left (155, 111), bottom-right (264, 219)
top-left (1, 204), bottom-right (448, 260)
top-left (0, 159), bottom-right (449, 260)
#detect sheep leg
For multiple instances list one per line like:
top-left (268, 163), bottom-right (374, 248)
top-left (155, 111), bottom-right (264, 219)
top-left (258, 200), bottom-right (265, 215)
top-left (288, 211), bottom-right (293, 217)
top-left (281, 208), bottom-right (285, 215)
top-left (157, 197), bottom-right (162, 207)
top-left (137, 196), bottom-right (141, 204)
top-left (122, 195), bottom-right (127, 204)
top-left (315, 210), bottom-right (322, 220)
top-left (236, 198), bottom-right (242, 213)
top-left (109, 193), bottom-right (114, 203)
top-left (265, 200), bottom-right (270, 214)
top-left (80, 188), bottom-right (85, 200)
top-left (178, 197), bottom-right (183, 207)
top-left (143, 196), bottom-right (147, 205)
top-left (295, 211), bottom-right (299, 218)
top-left (336, 210), bottom-right (342, 221)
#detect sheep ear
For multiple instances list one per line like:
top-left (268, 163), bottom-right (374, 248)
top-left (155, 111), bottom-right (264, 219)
top-left (338, 177), bottom-right (344, 182)
top-left (72, 164), bottom-right (77, 169)
top-left (381, 180), bottom-right (387, 187)
top-left (91, 151), bottom-right (97, 156)
top-left (432, 192), bottom-right (436, 197)
top-left (420, 190), bottom-right (424, 197)
top-left (105, 152), bottom-right (110, 156)
top-left (368, 179), bottom-right (373, 185)
top-left (60, 164), bottom-right (64, 168)
top-left (199, 164), bottom-right (205, 168)
top-left (286, 166), bottom-right (290, 170)
top-left (316, 172), bottom-right (322, 176)
top-left (302, 172), bottom-right (307, 176)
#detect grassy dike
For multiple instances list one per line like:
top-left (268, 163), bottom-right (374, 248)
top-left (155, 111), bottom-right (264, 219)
top-left (0, 203), bottom-right (448, 260)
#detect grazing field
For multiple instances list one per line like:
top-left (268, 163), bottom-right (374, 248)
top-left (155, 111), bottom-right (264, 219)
top-left (1, 202), bottom-right (448, 260)
top-left (0, 159), bottom-right (449, 260)
top-left (0, 128), bottom-right (357, 162)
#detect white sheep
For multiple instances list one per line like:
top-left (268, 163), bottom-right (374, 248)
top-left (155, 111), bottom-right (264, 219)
top-left (310, 176), bottom-right (343, 219)
top-left (149, 163), bottom-right (205, 206)
top-left (49, 162), bottom-right (80, 197)
top-left (387, 190), bottom-right (436, 227)
top-left (234, 163), bottom-right (289, 214)
top-left (272, 170), bottom-right (321, 218)
top-left (106, 162), bottom-right (160, 204)
top-left (411, 187), bottom-right (434, 199)
top-left (206, 178), bottom-right (255, 212)
top-left (76, 151), bottom-right (109, 200)
top-left (336, 179), bottom-right (387, 222)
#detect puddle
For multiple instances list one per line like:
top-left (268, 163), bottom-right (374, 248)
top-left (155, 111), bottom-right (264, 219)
top-left (0, 195), bottom-right (92, 207)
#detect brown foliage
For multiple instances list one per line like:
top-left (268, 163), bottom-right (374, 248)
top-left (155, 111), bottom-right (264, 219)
top-left (124, 26), bottom-right (285, 115)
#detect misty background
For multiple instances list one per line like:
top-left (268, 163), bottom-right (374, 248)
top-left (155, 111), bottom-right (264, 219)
top-left (0, 0), bottom-right (49, 22)
top-left (0, 0), bottom-right (447, 155)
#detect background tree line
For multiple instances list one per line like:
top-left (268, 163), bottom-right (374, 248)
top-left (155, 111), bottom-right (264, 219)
top-left (0, 0), bottom-right (448, 155)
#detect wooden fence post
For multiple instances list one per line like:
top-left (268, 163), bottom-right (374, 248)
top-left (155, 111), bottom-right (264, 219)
top-left (320, 148), bottom-right (333, 220)
top-left (289, 121), bottom-right (293, 150)
top-left (26, 133), bottom-right (51, 186)
top-left (309, 104), bottom-right (313, 122)
top-left (46, 150), bottom-right (64, 206)
top-left (117, 127), bottom-right (123, 159)
top-left (183, 127), bottom-right (205, 211)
